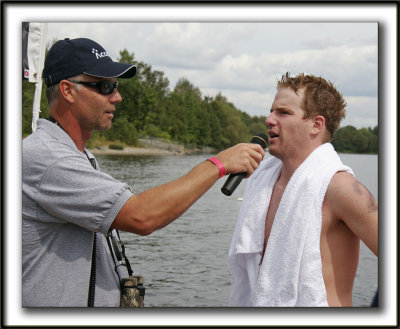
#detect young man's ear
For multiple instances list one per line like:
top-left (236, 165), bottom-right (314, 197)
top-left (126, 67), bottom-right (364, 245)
top-left (311, 115), bottom-right (325, 135)
top-left (58, 80), bottom-right (76, 104)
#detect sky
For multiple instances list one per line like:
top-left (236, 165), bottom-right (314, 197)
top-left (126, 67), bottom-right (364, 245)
top-left (45, 21), bottom-right (378, 129)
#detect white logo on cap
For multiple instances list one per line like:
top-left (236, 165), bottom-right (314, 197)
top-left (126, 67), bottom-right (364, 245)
top-left (92, 48), bottom-right (108, 59)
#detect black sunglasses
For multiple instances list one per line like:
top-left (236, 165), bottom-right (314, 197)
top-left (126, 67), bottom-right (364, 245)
top-left (68, 80), bottom-right (118, 95)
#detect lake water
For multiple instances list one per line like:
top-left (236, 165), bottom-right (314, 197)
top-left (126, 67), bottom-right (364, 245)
top-left (96, 151), bottom-right (378, 307)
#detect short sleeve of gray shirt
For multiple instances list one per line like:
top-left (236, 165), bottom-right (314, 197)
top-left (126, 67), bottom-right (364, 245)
top-left (34, 153), bottom-right (131, 234)
top-left (22, 120), bottom-right (133, 235)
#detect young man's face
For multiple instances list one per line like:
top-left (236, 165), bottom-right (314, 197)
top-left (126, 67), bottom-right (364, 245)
top-left (265, 87), bottom-right (314, 161)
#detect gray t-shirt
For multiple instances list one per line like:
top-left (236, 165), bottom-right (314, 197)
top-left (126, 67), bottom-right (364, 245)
top-left (22, 119), bottom-right (133, 307)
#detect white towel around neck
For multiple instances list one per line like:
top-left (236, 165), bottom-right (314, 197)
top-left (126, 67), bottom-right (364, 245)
top-left (229, 143), bottom-right (354, 307)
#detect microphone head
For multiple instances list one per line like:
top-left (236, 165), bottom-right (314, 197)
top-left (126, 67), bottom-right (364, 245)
top-left (251, 133), bottom-right (268, 149)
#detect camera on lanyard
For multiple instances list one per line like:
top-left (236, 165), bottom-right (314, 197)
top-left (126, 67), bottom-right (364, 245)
top-left (106, 230), bottom-right (145, 307)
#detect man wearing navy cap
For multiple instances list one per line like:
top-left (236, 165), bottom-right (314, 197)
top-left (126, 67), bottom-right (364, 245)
top-left (22, 38), bottom-right (265, 307)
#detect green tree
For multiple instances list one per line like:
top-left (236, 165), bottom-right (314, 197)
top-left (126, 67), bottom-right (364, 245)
top-left (204, 97), bottom-right (223, 149)
top-left (248, 115), bottom-right (268, 138)
top-left (162, 92), bottom-right (190, 143)
top-left (212, 93), bottom-right (248, 147)
top-left (104, 117), bottom-right (138, 146)
top-left (352, 128), bottom-right (369, 153)
top-left (332, 125), bottom-right (378, 154)
top-left (332, 125), bottom-right (357, 153)
top-left (171, 78), bottom-right (206, 145)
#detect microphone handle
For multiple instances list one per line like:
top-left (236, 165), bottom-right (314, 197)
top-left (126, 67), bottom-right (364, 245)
top-left (221, 172), bottom-right (246, 196)
top-left (220, 133), bottom-right (268, 196)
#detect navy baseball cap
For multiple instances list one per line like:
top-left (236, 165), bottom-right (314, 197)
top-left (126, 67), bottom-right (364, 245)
top-left (43, 38), bottom-right (137, 87)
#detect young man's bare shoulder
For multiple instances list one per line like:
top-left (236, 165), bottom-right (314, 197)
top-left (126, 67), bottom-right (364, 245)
top-left (328, 171), bottom-right (376, 208)
top-left (326, 168), bottom-right (378, 257)
top-left (326, 170), bottom-right (378, 227)
top-left (322, 172), bottom-right (354, 224)
top-left (325, 172), bottom-right (360, 217)
top-left (325, 171), bottom-right (356, 201)
top-left (330, 170), bottom-right (355, 185)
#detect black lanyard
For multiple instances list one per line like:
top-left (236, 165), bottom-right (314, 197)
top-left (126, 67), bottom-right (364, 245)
top-left (106, 230), bottom-right (134, 278)
top-left (85, 150), bottom-right (97, 307)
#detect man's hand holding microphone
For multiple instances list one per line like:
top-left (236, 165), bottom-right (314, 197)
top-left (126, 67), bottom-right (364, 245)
top-left (207, 134), bottom-right (268, 195)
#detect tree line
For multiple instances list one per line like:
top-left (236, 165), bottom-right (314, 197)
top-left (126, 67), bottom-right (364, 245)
top-left (22, 48), bottom-right (378, 154)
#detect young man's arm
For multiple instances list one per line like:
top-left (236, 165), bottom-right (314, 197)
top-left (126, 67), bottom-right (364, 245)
top-left (325, 171), bottom-right (378, 256)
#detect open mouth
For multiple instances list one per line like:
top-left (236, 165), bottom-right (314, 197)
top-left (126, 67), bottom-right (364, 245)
top-left (269, 132), bottom-right (279, 139)
top-left (105, 111), bottom-right (114, 118)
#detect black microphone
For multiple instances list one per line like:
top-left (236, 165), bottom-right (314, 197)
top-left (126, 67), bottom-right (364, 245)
top-left (221, 133), bottom-right (268, 196)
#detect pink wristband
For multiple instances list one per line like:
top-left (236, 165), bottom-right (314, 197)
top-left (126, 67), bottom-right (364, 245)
top-left (207, 157), bottom-right (226, 178)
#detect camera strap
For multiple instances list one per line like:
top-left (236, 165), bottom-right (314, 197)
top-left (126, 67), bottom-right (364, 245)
top-left (106, 230), bottom-right (134, 280)
top-left (84, 149), bottom-right (97, 307)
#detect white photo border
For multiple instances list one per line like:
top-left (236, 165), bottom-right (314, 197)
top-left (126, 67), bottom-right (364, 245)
top-left (3, 2), bottom-right (397, 327)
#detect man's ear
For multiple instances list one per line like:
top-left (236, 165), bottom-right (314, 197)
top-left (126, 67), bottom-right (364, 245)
top-left (311, 115), bottom-right (325, 135)
top-left (58, 80), bottom-right (76, 104)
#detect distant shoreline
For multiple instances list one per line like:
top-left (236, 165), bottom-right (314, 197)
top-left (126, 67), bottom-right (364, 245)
top-left (88, 137), bottom-right (218, 156)
top-left (88, 146), bottom-right (183, 156)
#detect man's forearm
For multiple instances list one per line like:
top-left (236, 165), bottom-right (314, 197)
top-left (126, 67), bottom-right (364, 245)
top-left (111, 160), bottom-right (220, 235)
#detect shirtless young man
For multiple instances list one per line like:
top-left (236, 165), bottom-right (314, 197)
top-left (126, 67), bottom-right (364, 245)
top-left (229, 73), bottom-right (378, 307)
